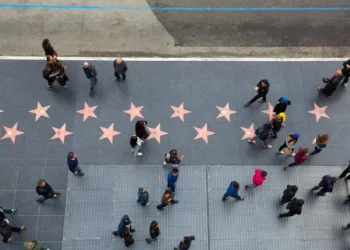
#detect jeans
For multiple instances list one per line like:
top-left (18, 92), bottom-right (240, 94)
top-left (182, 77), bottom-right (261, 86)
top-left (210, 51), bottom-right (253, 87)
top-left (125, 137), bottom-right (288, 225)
top-left (249, 135), bottom-right (268, 147)
top-left (309, 146), bottom-right (322, 156)
top-left (90, 76), bottom-right (97, 92)
top-left (249, 93), bottom-right (267, 104)
top-left (246, 184), bottom-right (257, 188)
top-left (74, 166), bottom-right (82, 174)
top-left (157, 204), bottom-right (167, 210)
top-left (167, 183), bottom-right (176, 192)
top-left (115, 72), bottom-right (126, 80)
top-left (288, 162), bottom-right (297, 167)
top-left (36, 189), bottom-right (55, 203)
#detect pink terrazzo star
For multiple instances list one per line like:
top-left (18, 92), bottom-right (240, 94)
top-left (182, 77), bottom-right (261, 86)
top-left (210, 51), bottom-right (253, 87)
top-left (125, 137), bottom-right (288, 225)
top-left (147, 123), bottom-right (168, 143)
top-left (51, 123), bottom-right (73, 144)
top-left (1, 123), bottom-right (24, 143)
top-left (308, 103), bottom-right (330, 122)
top-left (240, 123), bottom-right (255, 140)
top-left (29, 101), bottom-right (51, 121)
top-left (193, 123), bottom-right (215, 144)
top-left (216, 102), bottom-right (237, 122)
top-left (170, 102), bottom-right (192, 122)
top-left (261, 102), bottom-right (274, 121)
top-left (99, 123), bottom-right (121, 144)
top-left (123, 102), bottom-right (144, 121)
top-left (0, 109), bottom-right (3, 113)
top-left (77, 102), bottom-right (98, 122)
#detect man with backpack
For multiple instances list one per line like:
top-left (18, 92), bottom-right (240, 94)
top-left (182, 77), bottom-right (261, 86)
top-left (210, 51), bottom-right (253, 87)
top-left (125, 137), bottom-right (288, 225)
top-left (248, 123), bottom-right (273, 148)
top-left (163, 149), bottom-right (184, 167)
top-left (312, 175), bottom-right (337, 196)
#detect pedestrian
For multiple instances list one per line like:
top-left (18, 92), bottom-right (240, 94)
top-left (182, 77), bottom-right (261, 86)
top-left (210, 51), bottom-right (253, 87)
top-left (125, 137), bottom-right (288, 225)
top-left (309, 134), bottom-right (329, 156)
top-left (82, 62), bottom-right (98, 96)
top-left (244, 79), bottom-right (270, 107)
top-left (42, 39), bottom-right (57, 58)
top-left (317, 70), bottom-right (343, 97)
top-left (0, 206), bottom-right (17, 217)
top-left (130, 135), bottom-right (143, 156)
top-left (112, 215), bottom-right (135, 238)
top-left (35, 180), bottom-right (61, 203)
top-left (0, 218), bottom-right (25, 243)
top-left (273, 96), bottom-right (291, 115)
top-left (113, 57), bottom-right (128, 81)
top-left (167, 168), bottom-right (179, 194)
top-left (137, 187), bottom-right (149, 206)
top-left (245, 169), bottom-right (267, 189)
top-left (270, 114), bottom-right (282, 138)
top-left (52, 61), bottom-right (69, 88)
top-left (174, 236), bottom-right (195, 250)
top-left (341, 59), bottom-right (350, 87)
top-left (312, 175), bottom-right (337, 196)
top-left (43, 62), bottom-right (56, 89)
top-left (156, 190), bottom-right (178, 211)
top-left (283, 147), bottom-right (309, 170)
top-left (280, 185), bottom-right (298, 205)
top-left (339, 160), bottom-right (350, 179)
top-left (135, 120), bottom-right (149, 140)
top-left (67, 152), bottom-right (84, 176)
top-left (163, 149), bottom-right (184, 167)
top-left (248, 123), bottom-right (273, 148)
top-left (277, 133), bottom-right (300, 156)
top-left (278, 198), bottom-right (304, 218)
top-left (145, 221), bottom-right (160, 244)
top-left (343, 223), bottom-right (350, 230)
top-left (122, 229), bottom-right (134, 248)
top-left (222, 181), bottom-right (244, 201)
top-left (24, 240), bottom-right (50, 250)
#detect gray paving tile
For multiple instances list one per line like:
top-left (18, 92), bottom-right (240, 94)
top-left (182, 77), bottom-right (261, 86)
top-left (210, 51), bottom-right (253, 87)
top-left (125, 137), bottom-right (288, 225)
top-left (0, 161), bottom-right (18, 190)
top-left (37, 216), bottom-right (65, 241)
top-left (43, 165), bottom-right (68, 191)
top-left (14, 191), bottom-right (40, 216)
top-left (16, 166), bottom-right (44, 191)
top-left (9, 216), bottom-right (38, 243)
top-left (39, 191), bottom-right (67, 216)
top-left (0, 191), bottom-right (15, 210)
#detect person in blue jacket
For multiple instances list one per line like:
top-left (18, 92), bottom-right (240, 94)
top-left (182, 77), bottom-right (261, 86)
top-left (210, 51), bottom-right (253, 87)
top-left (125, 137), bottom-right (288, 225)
top-left (67, 152), bottom-right (84, 176)
top-left (167, 168), bottom-right (179, 194)
top-left (222, 181), bottom-right (244, 201)
top-left (137, 187), bottom-right (149, 206)
top-left (112, 215), bottom-right (135, 238)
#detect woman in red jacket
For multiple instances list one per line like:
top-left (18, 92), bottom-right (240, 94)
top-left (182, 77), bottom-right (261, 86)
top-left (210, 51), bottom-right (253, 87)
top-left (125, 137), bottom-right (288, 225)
top-left (283, 147), bottom-right (309, 170)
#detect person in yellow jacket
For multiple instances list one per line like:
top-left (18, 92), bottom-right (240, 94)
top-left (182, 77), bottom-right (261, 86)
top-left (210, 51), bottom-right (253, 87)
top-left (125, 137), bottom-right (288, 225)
top-left (23, 241), bottom-right (49, 250)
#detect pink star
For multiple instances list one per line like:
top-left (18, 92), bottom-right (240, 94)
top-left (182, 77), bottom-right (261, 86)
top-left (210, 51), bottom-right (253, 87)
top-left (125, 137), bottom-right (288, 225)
top-left (261, 102), bottom-right (274, 121)
top-left (216, 102), bottom-right (237, 122)
top-left (0, 109), bottom-right (3, 113)
top-left (308, 103), bottom-right (330, 122)
top-left (77, 102), bottom-right (98, 122)
top-left (170, 102), bottom-right (192, 122)
top-left (147, 123), bottom-right (168, 143)
top-left (240, 123), bottom-right (255, 140)
top-left (99, 123), bottom-right (121, 144)
top-left (51, 123), bottom-right (73, 144)
top-left (1, 123), bottom-right (24, 143)
top-left (29, 102), bottom-right (51, 121)
top-left (193, 123), bottom-right (215, 144)
top-left (123, 102), bottom-right (144, 122)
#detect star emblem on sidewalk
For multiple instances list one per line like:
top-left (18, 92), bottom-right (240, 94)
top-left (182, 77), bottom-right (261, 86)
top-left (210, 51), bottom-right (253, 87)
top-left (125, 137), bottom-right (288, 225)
top-left (240, 123), bottom-right (255, 140)
top-left (193, 123), bottom-right (215, 144)
top-left (216, 102), bottom-right (236, 122)
top-left (99, 123), bottom-right (121, 144)
top-left (29, 102), bottom-right (51, 121)
top-left (261, 102), bottom-right (274, 121)
top-left (170, 102), bottom-right (192, 122)
top-left (308, 103), bottom-right (330, 122)
top-left (1, 123), bottom-right (24, 143)
top-left (123, 102), bottom-right (144, 121)
top-left (147, 123), bottom-right (168, 143)
top-left (51, 123), bottom-right (73, 144)
top-left (0, 109), bottom-right (3, 113)
top-left (77, 102), bottom-right (98, 122)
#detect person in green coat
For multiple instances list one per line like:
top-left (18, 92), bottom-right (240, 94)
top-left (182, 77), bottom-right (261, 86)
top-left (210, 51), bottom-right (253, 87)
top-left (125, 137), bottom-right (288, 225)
top-left (23, 241), bottom-right (49, 250)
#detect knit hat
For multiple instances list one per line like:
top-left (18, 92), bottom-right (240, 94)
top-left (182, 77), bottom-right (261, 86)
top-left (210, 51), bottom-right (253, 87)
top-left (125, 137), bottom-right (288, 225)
top-left (280, 96), bottom-right (288, 103)
top-left (293, 133), bottom-right (300, 139)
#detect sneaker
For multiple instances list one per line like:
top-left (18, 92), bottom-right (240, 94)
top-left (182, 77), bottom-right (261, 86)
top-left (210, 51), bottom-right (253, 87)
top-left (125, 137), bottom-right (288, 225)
top-left (79, 172), bottom-right (85, 176)
top-left (344, 82), bottom-right (348, 88)
top-left (11, 208), bottom-right (17, 215)
top-left (145, 202), bottom-right (150, 206)
top-left (277, 150), bottom-right (284, 154)
top-left (171, 200), bottom-right (179, 204)
top-left (244, 102), bottom-right (250, 107)
top-left (61, 84), bottom-right (68, 88)
top-left (7, 238), bottom-right (12, 243)
top-left (317, 86), bottom-right (321, 92)
top-left (90, 91), bottom-right (93, 96)
top-left (343, 226), bottom-right (349, 230)
top-left (259, 99), bottom-right (266, 103)
top-left (157, 207), bottom-right (164, 211)
top-left (283, 165), bottom-right (288, 170)
top-left (46, 84), bottom-right (52, 89)
top-left (53, 194), bottom-right (57, 198)
top-left (174, 190), bottom-right (178, 195)
top-left (291, 153), bottom-right (296, 156)
top-left (248, 139), bottom-right (256, 144)
top-left (123, 243), bottom-right (128, 248)
top-left (55, 192), bottom-right (61, 196)
top-left (264, 144), bottom-right (272, 149)
top-left (137, 152), bottom-right (143, 156)
top-left (19, 226), bottom-right (26, 232)
top-left (222, 197), bottom-right (229, 201)
top-left (245, 185), bottom-right (248, 189)
top-left (146, 238), bottom-right (151, 244)
top-left (163, 161), bottom-right (167, 166)
top-left (239, 196), bottom-right (244, 200)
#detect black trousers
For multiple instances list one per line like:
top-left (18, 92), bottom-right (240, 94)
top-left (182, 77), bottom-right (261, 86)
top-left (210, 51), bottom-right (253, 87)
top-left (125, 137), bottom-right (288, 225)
top-left (2, 226), bottom-right (21, 242)
top-left (279, 211), bottom-right (295, 218)
top-left (249, 93), bottom-right (266, 104)
top-left (115, 72), bottom-right (126, 80)
top-left (344, 76), bottom-right (349, 84)
top-left (339, 166), bottom-right (350, 179)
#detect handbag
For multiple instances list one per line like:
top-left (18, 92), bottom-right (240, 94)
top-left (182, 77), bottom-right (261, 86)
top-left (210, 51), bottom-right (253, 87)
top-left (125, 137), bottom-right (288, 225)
top-left (312, 138), bottom-right (317, 144)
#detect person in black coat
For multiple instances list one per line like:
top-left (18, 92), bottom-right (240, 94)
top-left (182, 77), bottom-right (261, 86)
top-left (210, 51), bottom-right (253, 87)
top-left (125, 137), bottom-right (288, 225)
top-left (36, 180), bottom-right (61, 203)
top-left (145, 221), bottom-right (160, 244)
top-left (273, 96), bottom-right (291, 115)
top-left (280, 185), bottom-right (298, 205)
top-left (135, 120), bottom-right (149, 140)
top-left (83, 62), bottom-right (98, 96)
top-left (112, 215), bottom-right (135, 238)
top-left (341, 59), bottom-right (350, 87)
top-left (279, 198), bottom-right (304, 218)
top-left (244, 79), bottom-right (270, 107)
top-left (113, 57), bottom-right (128, 81)
top-left (317, 70), bottom-right (343, 97)
top-left (270, 114), bottom-right (282, 138)
top-left (0, 218), bottom-right (26, 243)
top-left (312, 175), bottom-right (337, 196)
top-left (174, 236), bottom-right (195, 250)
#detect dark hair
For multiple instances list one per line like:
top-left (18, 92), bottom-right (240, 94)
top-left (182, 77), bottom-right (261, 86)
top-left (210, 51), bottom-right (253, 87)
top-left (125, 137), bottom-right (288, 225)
top-left (124, 219), bottom-right (131, 225)
top-left (291, 185), bottom-right (298, 192)
top-left (170, 149), bottom-right (178, 156)
top-left (165, 190), bottom-right (171, 194)
top-left (261, 171), bottom-right (267, 177)
top-left (183, 237), bottom-right (189, 244)
top-left (233, 182), bottom-right (240, 188)
top-left (68, 152), bottom-right (75, 158)
top-left (42, 39), bottom-right (49, 49)
top-left (37, 179), bottom-right (45, 186)
top-left (150, 221), bottom-right (158, 228)
top-left (172, 168), bottom-right (179, 174)
top-left (288, 133), bottom-right (298, 144)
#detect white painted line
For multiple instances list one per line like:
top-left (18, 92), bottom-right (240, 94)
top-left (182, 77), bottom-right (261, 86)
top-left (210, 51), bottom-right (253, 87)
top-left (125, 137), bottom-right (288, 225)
top-left (0, 56), bottom-right (347, 61)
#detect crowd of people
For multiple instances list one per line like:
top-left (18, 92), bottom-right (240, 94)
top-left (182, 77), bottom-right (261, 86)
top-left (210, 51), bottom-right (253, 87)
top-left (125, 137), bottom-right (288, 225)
top-left (1, 39), bottom-right (350, 249)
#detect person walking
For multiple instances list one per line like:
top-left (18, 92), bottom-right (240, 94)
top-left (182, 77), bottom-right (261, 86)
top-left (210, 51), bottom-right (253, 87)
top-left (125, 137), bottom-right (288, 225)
top-left (35, 180), bottom-right (61, 203)
top-left (145, 221), bottom-right (160, 244)
top-left (273, 96), bottom-right (291, 115)
top-left (83, 62), bottom-right (98, 96)
top-left (312, 175), bottom-right (337, 196)
top-left (245, 169), bottom-right (267, 189)
top-left (130, 135), bottom-right (143, 156)
top-left (283, 147), bottom-right (309, 170)
top-left (270, 115), bottom-right (282, 138)
top-left (67, 152), bottom-right (84, 176)
top-left (163, 149), bottom-right (184, 167)
top-left (137, 187), bottom-right (149, 206)
top-left (280, 185), bottom-right (298, 205)
top-left (42, 39), bottom-right (57, 58)
top-left (317, 70), bottom-right (343, 97)
top-left (278, 198), bottom-right (304, 218)
top-left (24, 240), bottom-right (50, 250)
top-left (244, 79), bottom-right (270, 107)
top-left (0, 206), bottom-right (17, 216)
top-left (309, 134), bottom-right (329, 156)
top-left (135, 120), bottom-right (149, 140)
top-left (156, 190), bottom-right (178, 211)
top-left (0, 218), bottom-right (25, 243)
top-left (277, 133), bottom-right (300, 155)
top-left (168, 168), bottom-right (179, 194)
top-left (222, 181), bottom-right (244, 201)
top-left (174, 236), bottom-right (195, 250)
top-left (339, 160), bottom-right (350, 179)
top-left (112, 215), bottom-right (135, 238)
top-left (113, 57), bottom-right (128, 81)
top-left (341, 59), bottom-right (350, 87)
top-left (248, 123), bottom-right (273, 148)
top-left (122, 229), bottom-right (134, 248)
